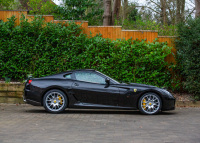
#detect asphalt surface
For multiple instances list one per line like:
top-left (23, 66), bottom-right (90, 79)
top-left (0, 104), bottom-right (200, 143)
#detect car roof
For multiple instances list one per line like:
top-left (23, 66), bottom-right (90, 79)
top-left (52, 69), bottom-right (96, 75)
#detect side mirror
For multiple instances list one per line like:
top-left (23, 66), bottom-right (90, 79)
top-left (105, 78), bottom-right (110, 84)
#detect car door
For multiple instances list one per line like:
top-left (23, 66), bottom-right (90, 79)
top-left (71, 71), bottom-right (120, 106)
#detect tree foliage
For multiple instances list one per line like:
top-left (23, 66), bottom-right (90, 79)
top-left (176, 17), bottom-right (200, 100)
top-left (53, 0), bottom-right (103, 25)
top-left (54, 0), bottom-right (96, 20)
top-left (28, 0), bottom-right (56, 15)
top-left (0, 0), bottom-right (20, 10)
top-left (128, 5), bottom-right (141, 21)
top-left (86, 0), bottom-right (104, 25)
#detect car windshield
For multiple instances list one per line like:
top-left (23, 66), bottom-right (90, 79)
top-left (96, 71), bottom-right (120, 84)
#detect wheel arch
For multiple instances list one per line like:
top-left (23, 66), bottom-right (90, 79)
top-left (41, 86), bottom-right (69, 107)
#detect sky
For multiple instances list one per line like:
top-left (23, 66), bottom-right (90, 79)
top-left (53, 0), bottom-right (62, 5)
top-left (53, 0), bottom-right (61, 5)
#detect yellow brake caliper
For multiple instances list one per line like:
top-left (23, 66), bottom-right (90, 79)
top-left (142, 99), bottom-right (146, 110)
top-left (58, 96), bottom-right (63, 105)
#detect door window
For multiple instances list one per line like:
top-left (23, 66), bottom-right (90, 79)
top-left (75, 71), bottom-right (106, 84)
top-left (64, 73), bottom-right (72, 79)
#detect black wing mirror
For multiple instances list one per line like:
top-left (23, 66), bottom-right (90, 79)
top-left (105, 78), bottom-right (110, 84)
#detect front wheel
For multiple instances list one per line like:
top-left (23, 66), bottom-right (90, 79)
top-left (43, 89), bottom-right (67, 113)
top-left (138, 93), bottom-right (162, 115)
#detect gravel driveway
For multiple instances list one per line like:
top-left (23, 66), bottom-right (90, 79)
top-left (0, 104), bottom-right (199, 143)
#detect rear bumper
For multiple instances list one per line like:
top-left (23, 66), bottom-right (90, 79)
top-left (23, 89), bottom-right (41, 106)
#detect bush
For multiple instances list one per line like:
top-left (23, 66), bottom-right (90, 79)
top-left (122, 19), bottom-right (177, 36)
top-left (176, 17), bottom-right (200, 100)
top-left (0, 15), bottom-right (174, 89)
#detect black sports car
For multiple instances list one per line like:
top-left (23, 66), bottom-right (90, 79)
top-left (24, 69), bottom-right (175, 115)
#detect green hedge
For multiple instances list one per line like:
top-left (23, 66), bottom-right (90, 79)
top-left (176, 17), bottom-right (200, 100)
top-left (0, 15), bottom-right (174, 88)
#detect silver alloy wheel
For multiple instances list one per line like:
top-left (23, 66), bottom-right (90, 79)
top-left (45, 92), bottom-right (65, 112)
top-left (140, 93), bottom-right (160, 114)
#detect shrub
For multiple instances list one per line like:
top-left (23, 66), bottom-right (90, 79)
top-left (176, 17), bottom-right (200, 100)
top-left (122, 19), bottom-right (177, 36)
top-left (0, 15), bottom-right (174, 89)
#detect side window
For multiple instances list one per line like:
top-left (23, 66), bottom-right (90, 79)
top-left (75, 72), bottom-right (106, 84)
top-left (64, 73), bottom-right (72, 79)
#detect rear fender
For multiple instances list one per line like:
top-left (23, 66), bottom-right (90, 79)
top-left (41, 86), bottom-right (69, 106)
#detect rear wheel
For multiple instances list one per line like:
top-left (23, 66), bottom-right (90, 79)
top-left (138, 92), bottom-right (162, 115)
top-left (43, 89), bottom-right (67, 113)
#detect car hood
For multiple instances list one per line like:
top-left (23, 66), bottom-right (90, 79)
top-left (113, 83), bottom-right (157, 89)
top-left (128, 83), bottom-right (156, 88)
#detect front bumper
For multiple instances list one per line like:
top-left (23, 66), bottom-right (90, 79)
top-left (162, 97), bottom-right (176, 111)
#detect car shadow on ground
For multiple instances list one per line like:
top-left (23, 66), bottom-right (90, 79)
top-left (65, 110), bottom-right (176, 116)
top-left (24, 108), bottom-right (177, 115)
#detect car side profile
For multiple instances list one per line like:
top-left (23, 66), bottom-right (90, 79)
top-left (24, 69), bottom-right (175, 115)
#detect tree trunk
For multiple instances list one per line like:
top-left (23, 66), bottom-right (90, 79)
top-left (195, 0), bottom-right (200, 17)
top-left (176, 0), bottom-right (185, 23)
top-left (160, 0), bottom-right (167, 25)
top-left (166, 0), bottom-right (176, 25)
top-left (123, 0), bottom-right (128, 21)
top-left (176, 0), bottom-right (181, 23)
top-left (180, 0), bottom-right (185, 19)
top-left (103, 0), bottom-right (112, 26)
top-left (112, 0), bottom-right (121, 25)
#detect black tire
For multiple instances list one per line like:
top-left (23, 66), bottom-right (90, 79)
top-left (43, 89), bottom-right (68, 113)
top-left (138, 92), bottom-right (162, 115)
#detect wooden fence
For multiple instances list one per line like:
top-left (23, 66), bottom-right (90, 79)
top-left (0, 10), bottom-right (176, 63)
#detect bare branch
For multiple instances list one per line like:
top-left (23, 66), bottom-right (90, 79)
top-left (148, 0), bottom-right (161, 8)
top-left (186, 0), bottom-right (195, 7)
top-left (141, 6), bottom-right (161, 14)
top-left (189, 7), bottom-right (196, 15)
top-left (188, 0), bottom-right (195, 5)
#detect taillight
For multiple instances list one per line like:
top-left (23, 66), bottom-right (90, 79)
top-left (28, 80), bottom-right (32, 84)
